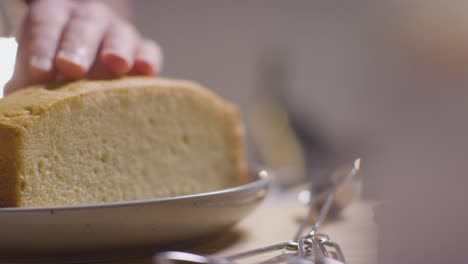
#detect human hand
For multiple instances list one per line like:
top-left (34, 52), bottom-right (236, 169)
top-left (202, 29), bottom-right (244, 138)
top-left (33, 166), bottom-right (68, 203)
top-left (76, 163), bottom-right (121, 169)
top-left (7, 0), bottom-right (163, 92)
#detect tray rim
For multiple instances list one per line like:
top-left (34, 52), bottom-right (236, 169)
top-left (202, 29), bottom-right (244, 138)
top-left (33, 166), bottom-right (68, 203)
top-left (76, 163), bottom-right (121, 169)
top-left (0, 169), bottom-right (270, 213)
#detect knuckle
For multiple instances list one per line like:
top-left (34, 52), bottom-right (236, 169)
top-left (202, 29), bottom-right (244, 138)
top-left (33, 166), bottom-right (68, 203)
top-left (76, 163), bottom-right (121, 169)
top-left (112, 20), bottom-right (134, 34)
top-left (28, 10), bottom-right (69, 25)
top-left (28, 0), bottom-right (71, 24)
top-left (73, 1), bottom-right (109, 20)
top-left (107, 20), bottom-right (140, 42)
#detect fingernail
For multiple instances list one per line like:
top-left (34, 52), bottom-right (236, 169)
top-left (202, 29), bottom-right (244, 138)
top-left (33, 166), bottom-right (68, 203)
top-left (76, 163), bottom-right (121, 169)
top-left (102, 53), bottom-right (130, 77)
top-left (101, 49), bottom-right (132, 63)
top-left (30, 56), bottom-right (53, 72)
top-left (55, 74), bottom-right (68, 82)
top-left (57, 48), bottom-right (88, 68)
top-left (134, 60), bottom-right (156, 75)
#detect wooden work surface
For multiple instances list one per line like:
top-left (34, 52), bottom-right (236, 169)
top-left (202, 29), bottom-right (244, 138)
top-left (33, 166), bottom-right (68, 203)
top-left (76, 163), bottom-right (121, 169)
top-left (106, 189), bottom-right (377, 264)
top-left (193, 193), bottom-right (378, 264)
top-left (7, 190), bottom-right (376, 264)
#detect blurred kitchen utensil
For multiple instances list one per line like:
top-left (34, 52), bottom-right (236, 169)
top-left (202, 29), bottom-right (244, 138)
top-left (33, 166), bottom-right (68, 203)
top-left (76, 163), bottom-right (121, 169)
top-left (154, 159), bottom-right (360, 264)
top-left (249, 45), bottom-right (341, 190)
top-left (248, 46), bottom-right (306, 187)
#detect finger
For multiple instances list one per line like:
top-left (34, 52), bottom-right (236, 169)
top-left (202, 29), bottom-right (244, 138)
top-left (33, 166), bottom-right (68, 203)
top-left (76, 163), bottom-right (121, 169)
top-left (100, 21), bottom-right (139, 77)
top-left (132, 39), bottom-right (163, 76)
top-left (55, 2), bottom-right (110, 80)
top-left (87, 52), bottom-right (113, 80)
top-left (27, 0), bottom-right (71, 80)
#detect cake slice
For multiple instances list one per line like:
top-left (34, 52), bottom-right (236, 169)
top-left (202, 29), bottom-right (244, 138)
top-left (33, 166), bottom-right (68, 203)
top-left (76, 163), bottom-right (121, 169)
top-left (0, 77), bottom-right (246, 207)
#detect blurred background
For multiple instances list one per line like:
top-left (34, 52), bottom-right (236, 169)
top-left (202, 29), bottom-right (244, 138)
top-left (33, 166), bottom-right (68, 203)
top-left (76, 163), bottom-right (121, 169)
top-left (135, 0), bottom-right (378, 189)
top-left (3, 0), bottom-right (468, 263)
top-left (134, 1), bottom-right (468, 263)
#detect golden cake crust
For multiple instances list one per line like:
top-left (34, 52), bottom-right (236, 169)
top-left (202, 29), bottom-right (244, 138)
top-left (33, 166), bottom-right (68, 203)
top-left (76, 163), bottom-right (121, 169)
top-left (0, 77), bottom-right (246, 207)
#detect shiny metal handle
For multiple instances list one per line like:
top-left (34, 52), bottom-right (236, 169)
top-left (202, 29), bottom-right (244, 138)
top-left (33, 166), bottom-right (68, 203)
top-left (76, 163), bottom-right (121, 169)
top-left (154, 252), bottom-right (229, 264)
top-left (153, 159), bottom-right (360, 264)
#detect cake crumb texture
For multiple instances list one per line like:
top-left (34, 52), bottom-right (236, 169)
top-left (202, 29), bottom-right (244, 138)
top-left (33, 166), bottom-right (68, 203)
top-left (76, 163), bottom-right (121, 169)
top-left (0, 77), bottom-right (246, 207)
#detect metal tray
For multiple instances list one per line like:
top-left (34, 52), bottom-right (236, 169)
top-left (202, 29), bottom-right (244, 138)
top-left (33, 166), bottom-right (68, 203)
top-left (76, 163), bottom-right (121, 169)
top-left (0, 169), bottom-right (269, 259)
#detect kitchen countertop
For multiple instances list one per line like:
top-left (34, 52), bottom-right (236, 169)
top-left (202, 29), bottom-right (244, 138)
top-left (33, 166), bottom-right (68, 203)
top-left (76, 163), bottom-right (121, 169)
top-left (5, 189), bottom-right (376, 264)
top-left (194, 195), bottom-right (377, 264)
top-left (101, 191), bottom-right (377, 264)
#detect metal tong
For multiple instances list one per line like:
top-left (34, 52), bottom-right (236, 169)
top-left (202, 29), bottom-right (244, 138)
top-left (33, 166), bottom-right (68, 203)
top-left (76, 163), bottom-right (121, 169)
top-left (154, 158), bottom-right (361, 264)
